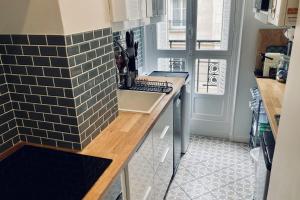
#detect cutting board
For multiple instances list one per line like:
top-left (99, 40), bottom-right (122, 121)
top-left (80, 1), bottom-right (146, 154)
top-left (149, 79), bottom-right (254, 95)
top-left (255, 29), bottom-right (289, 70)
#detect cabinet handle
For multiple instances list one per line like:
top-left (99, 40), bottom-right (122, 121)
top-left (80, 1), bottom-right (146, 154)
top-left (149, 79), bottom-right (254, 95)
top-left (160, 126), bottom-right (170, 139)
top-left (143, 186), bottom-right (152, 200)
top-left (160, 147), bottom-right (170, 163)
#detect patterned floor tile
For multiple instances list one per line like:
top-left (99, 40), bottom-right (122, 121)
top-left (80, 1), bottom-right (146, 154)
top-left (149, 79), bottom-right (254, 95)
top-left (180, 179), bottom-right (211, 199)
top-left (193, 192), bottom-right (216, 200)
top-left (183, 161), bottom-right (214, 179)
top-left (166, 186), bottom-right (191, 200)
top-left (193, 170), bottom-right (235, 192)
top-left (173, 165), bottom-right (196, 186)
top-left (201, 155), bottom-right (235, 171)
top-left (169, 180), bottom-right (180, 189)
top-left (211, 183), bottom-right (254, 200)
top-left (232, 175), bottom-right (255, 197)
top-left (166, 135), bottom-right (255, 200)
top-left (210, 184), bottom-right (243, 200)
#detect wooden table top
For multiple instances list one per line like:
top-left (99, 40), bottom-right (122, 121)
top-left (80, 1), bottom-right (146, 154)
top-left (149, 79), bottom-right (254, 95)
top-left (256, 78), bottom-right (286, 140)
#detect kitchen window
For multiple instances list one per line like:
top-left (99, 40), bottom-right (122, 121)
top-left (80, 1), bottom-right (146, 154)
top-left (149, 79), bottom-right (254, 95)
top-left (169, 0), bottom-right (187, 29)
top-left (194, 59), bottom-right (226, 95)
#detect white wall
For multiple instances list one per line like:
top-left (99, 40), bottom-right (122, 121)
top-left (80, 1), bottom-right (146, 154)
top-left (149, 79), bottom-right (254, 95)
top-left (267, 11), bottom-right (300, 200)
top-left (58, 0), bottom-right (111, 34)
top-left (0, 0), bottom-right (64, 34)
top-left (232, 0), bottom-right (272, 142)
top-left (0, 0), bottom-right (111, 35)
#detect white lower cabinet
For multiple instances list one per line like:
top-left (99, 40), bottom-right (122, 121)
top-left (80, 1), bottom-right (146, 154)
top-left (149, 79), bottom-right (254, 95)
top-left (102, 171), bottom-right (127, 200)
top-left (127, 132), bottom-right (154, 200)
top-left (127, 103), bottom-right (173, 200)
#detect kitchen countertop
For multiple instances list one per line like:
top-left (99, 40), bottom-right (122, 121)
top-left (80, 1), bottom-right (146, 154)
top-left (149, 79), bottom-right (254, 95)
top-left (256, 78), bottom-right (286, 140)
top-left (81, 76), bottom-right (184, 199)
top-left (0, 76), bottom-right (184, 200)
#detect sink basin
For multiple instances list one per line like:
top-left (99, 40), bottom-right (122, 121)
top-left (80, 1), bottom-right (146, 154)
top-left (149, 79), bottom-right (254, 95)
top-left (117, 90), bottom-right (165, 114)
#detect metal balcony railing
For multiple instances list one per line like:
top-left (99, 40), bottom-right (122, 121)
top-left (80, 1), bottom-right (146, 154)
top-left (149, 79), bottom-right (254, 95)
top-left (168, 39), bottom-right (221, 49)
top-left (167, 58), bottom-right (222, 94)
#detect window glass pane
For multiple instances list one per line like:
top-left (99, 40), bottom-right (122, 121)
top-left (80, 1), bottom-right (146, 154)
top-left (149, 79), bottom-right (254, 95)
top-left (157, 0), bottom-right (187, 49)
top-left (196, 0), bottom-right (231, 50)
top-left (144, 58), bottom-right (186, 73)
top-left (157, 58), bottom-right (186, 71)
top-left (195, 59), bottom-right (226, 95)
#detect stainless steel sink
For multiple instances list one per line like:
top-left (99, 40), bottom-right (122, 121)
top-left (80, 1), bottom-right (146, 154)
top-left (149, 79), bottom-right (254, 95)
top-left (117, 90), bottom-right (165, 114)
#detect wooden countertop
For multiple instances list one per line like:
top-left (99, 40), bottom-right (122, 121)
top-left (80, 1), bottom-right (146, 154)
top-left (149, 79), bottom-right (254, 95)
top-left (256, 78), bottom-right (286, 139)
top-left (0, 76), bottom-right (184, 200)
top-left (81, 76), bottom-right (185, 199)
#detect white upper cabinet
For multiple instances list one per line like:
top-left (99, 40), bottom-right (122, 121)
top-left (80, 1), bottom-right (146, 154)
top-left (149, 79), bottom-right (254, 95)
top-left (110, 0), bottom-right (141, 22)
top-left (146, 0), bottom-right (154, 17)
top-left (140, 0), bottom-right (148, 19)
top-left (127, 0), bottom-right (141, 20)
top-left (268, 0), bottom-right (299, 27)
top-left (254, 0), bottom-right (299, 27)
top-left (147, 0), bottom-right (166, 17)
top-left (110, 0), bottom-right (165, 22)
top-left (156, 0), bottom-right (166, 16)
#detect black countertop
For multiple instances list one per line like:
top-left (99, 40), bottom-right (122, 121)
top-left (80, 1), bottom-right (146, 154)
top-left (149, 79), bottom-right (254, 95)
top-left (0, 145), bottom-right (112, 200)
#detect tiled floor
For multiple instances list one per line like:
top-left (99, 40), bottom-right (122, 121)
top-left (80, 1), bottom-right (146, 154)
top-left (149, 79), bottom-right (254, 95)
top-left (166, 135), bottom-right (255, 200)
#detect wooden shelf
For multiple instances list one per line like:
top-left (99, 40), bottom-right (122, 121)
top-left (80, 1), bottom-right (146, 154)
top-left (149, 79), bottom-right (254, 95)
top-left (256, 78), bottom-right (286, 140)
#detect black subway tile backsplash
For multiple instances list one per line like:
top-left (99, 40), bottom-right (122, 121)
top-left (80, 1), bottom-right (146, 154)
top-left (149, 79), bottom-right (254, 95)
top-left (16, 56), bottom-right (33, 65)
top-left (72, 34), bottom-right (84, 44)
top-left (30, 86), bottom-right (47, 95)
top-left (28, 35), bottom-right (47, 45)
top-left (41, 96), bottom-right (57, 105)
top-left (84, 31), bottom-right (94, 41)
top-left (0, 27), bottom-right (118, 153)
top-left (43, 67), bottom-right (61, 77)
top-left (50, 57), bottom-right (69, 68)
top-left (11, 35), bottom-right (29, 45)
top-left (25, 94), bottom-right (41, 104)
top-left (57, 47), bottom-right (67, 57)
top-left (22, 46), bottom-right (40, 56)
top-left (37, 77), bottom-right (54, 87)
top-left (0, 35), bottom-right (12, 44)
top-left (40, 46), bottom-right (58, 56)
top-left (33, 56), bottom-right (50, 66)
top-left (6, 45), bottom-right (23, 55)
top-left (1, 55), bottom-right (16, 64)
top-left (47, 35), bottom-right (66, 46)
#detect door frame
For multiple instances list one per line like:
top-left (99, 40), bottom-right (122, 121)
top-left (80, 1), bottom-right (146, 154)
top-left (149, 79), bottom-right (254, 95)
top-left (144, 0), bottom-right (245, 140)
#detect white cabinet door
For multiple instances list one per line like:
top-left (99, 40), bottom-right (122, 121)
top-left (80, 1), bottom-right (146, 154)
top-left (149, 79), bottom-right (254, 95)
top-left (153, 145), bottom-right (173, 200)
top-left (153, 103), bottom-right (174, 200)
top-left (153, 103), bottom-right (173, 172)
top-left (126, 0), bottom-right (141, 20)
top-left (127, 132), bottom-right (154, 200)
top-left (156, 0), bottom-right (166, 16)
top-left (148, 0), bottom-right (166, 17)
top-left (127, 102), bottom-right (173, 200)
top-left (146, 0), bottom-right (153, 17)
top-left (140, 0), bottom-right (148, 18)
top-left (110, 0), bottom-right (141, 22)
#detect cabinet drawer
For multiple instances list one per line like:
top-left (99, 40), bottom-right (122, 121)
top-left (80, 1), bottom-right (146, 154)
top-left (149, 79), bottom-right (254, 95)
top-left (153, 125), bottom-right (172, 171)
top-left (153, 103), bottom-right (173, 171)
top-left (153, 102), bottom-right (173, 135)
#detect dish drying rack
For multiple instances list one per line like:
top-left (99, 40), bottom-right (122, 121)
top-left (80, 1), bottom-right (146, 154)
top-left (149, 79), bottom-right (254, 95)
top-left (120, 79), bottom-right (173, 94)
